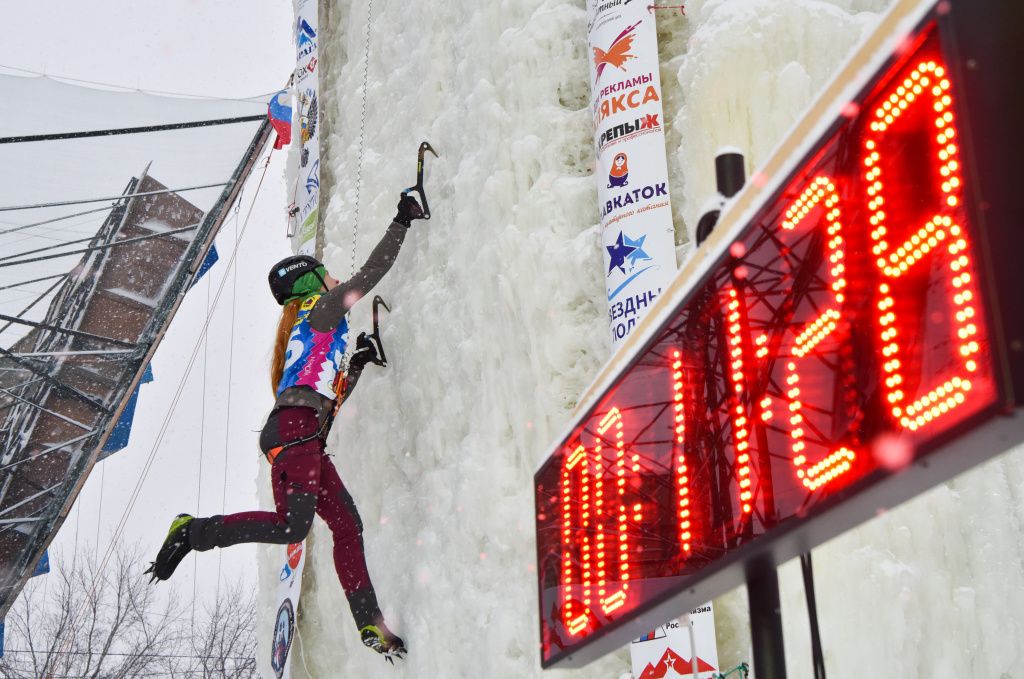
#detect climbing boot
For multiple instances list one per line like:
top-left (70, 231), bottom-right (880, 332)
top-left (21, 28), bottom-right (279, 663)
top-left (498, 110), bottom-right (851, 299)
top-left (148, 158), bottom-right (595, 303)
top-left (144, 514), bottom-right (194, 583)
top-left (360, 622), bottom-right (406, 663)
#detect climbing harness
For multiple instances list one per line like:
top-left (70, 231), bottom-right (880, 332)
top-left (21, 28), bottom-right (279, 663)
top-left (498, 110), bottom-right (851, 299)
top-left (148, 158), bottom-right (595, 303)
top-left (263, 413), bottom-right (334, 465)
top-left (402, 141), bottom-right (439, 220)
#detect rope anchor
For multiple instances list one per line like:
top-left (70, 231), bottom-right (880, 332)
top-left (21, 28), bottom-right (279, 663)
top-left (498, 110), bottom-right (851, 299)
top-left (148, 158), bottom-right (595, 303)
top-left (648, 3), bottom-right (685, 14)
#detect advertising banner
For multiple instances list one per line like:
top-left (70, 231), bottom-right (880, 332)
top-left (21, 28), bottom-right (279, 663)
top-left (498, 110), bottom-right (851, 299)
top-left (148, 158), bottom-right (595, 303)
top-left (630, 604), bottom-right (720, 679)
top-left (270, 542), bottom-right (306, 679)
top-left (587, 1), bottom-right (677, 346)
top-left (293, 0), bottom-right (321, 256)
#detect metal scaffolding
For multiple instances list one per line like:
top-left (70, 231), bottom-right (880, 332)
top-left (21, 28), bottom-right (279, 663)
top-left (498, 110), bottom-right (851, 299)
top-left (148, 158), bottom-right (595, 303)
top-left (0, 120), bottom-right (270, 619)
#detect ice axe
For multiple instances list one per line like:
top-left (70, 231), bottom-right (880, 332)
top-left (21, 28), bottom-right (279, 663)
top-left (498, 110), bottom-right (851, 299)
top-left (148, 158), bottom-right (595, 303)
top-left (334, 295), bottom-right (390, 417)
top-left (355, 295), bottom-right (390, 368)
top-left (402, 141), bottom-right (438, 220)
top-left (368, 295), bottom-right (390, 367)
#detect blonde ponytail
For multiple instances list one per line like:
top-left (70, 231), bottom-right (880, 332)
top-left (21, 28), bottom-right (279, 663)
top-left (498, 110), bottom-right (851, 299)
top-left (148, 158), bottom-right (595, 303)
top-left (270, 299), bottom-right (302, 396)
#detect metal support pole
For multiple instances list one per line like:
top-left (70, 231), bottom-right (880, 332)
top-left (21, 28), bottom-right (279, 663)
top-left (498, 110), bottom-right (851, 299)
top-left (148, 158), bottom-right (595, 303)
top-left (0, 385), bottom-right (94, 432)
top-left (800, 552), bottom-right (827, 679)
top-left (747, 561), bottom-right (787, 679)
top-left (0, 483), bottom-right (62, 518)
top-left (0, 346), bottom-right (110, 414)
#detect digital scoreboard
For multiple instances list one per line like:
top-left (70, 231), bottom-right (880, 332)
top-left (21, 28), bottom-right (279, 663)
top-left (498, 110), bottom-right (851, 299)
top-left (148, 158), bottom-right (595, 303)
top-left (536, 0), bottom-right (1024, 669)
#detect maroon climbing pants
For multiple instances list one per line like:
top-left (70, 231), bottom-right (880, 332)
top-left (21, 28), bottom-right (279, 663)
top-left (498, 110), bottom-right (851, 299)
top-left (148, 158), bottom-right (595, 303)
top-left (188, 406), bottom-right (380, 627)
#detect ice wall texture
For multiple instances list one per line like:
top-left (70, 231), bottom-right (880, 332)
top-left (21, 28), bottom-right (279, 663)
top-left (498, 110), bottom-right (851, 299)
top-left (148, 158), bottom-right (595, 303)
top-left (260, 0), bottom-right (1024, 676)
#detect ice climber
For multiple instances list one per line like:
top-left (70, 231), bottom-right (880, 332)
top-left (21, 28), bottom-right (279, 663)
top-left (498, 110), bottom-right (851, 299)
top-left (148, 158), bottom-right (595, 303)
top-left (146, 194), bottom-right (427, 661)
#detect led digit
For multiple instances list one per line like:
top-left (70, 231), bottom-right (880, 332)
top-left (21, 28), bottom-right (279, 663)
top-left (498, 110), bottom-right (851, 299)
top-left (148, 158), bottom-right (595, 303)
top-left (866, 58), bottom-right (982, 432)
top-left (557, 405), bottom-right (640, 636)
top-left (561, 443), bottom-right (589, 635)
top-left (780, 176), bottom-right (856, 490)
top-left (672, 350), bottom-right (693, 554)
top-left (597, 408), bottom-right (630, 614)
top-left (722, 286), bottom-right (754, 515)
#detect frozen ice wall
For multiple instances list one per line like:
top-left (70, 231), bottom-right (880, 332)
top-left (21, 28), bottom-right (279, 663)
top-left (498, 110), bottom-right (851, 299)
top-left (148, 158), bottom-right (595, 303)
top-left (256, 0), bottom-right (1024, 677)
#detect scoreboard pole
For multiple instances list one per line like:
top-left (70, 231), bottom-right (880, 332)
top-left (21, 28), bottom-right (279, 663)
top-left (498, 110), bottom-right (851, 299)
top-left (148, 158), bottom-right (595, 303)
top-left (700, 152), bottom-right (792, 678)
top-left (748, 560), bottom-right (787, 679)
top-left (725, 150), bottom-right (792, 676)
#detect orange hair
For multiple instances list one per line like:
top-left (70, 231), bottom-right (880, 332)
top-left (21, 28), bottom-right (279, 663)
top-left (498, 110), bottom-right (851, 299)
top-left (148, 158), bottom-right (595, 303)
top-left (270, 299), bottom-right (302, 396)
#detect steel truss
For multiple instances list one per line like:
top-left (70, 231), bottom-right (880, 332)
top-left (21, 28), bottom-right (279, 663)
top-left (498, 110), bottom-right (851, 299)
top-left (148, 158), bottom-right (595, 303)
top-left (0, 120), bottom-right (270, 618)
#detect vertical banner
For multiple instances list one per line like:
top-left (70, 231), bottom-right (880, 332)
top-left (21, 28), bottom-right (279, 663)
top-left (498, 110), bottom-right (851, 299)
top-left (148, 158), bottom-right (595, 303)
top-left (293, 0), bottom-right (321, 256)
top-left (588, 1), bottom-right (677, 347)
top-left (631, 605), bottom-right (720, 679)
top-left (270, 542), bottom-right (306, 679)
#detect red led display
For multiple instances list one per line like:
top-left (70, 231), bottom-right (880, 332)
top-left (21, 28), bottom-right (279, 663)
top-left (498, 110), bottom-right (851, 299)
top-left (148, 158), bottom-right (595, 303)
top-left (536, 20), bottom-right (1008, 668)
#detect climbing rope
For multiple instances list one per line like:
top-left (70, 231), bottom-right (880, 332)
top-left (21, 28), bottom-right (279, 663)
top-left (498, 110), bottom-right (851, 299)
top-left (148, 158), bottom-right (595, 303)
top-left (192, 268), bottom-right (211, 630)
top-left (350, 0), bottom-right (374, 277)
top-left (215, 181), bottom-right (245, 603)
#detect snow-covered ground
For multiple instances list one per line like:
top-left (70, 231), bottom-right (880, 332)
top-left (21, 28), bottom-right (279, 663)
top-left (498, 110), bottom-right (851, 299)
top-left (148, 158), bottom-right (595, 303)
top-left (257, 0), bottom-right (1024, 677)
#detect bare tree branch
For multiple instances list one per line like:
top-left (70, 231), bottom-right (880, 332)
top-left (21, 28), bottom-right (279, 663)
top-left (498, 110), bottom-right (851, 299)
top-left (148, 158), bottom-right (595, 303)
top-left (0, 543), bottom-right (257, 679)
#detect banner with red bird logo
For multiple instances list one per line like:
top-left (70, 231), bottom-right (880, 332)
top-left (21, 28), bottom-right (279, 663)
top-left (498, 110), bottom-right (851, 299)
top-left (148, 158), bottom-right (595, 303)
top-left (587, 1), bottom-right (677, 347)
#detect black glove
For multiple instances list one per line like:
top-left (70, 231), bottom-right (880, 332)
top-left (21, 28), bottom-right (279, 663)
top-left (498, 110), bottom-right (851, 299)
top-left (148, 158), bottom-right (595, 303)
top-left (349, 332), bottom-right (382, 370)
top-left (394, 194), bottom-right (425, 228)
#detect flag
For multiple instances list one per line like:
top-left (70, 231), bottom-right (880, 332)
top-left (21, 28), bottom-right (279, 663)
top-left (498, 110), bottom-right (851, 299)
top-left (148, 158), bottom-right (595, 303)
top-left (268, 89), bottom-right (293, 150)
top-left (31, 550), bottom-right (49, 577)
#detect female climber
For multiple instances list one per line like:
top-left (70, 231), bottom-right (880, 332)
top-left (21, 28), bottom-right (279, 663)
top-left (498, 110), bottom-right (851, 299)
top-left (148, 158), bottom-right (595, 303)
top-left (146, 193), bottom-right (426, 661)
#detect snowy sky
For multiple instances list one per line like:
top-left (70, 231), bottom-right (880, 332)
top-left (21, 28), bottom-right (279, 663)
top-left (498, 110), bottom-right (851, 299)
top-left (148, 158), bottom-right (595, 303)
top-left (0, 1), bottom-right (291, 100)
top-left (0, 0), bottom-right (296, 606)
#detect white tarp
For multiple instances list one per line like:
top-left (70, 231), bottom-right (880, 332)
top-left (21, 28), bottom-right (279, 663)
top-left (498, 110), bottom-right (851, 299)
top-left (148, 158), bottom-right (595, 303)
top-left (588, 0), bottom-right (677, 346)
top-left (0, 73), bottom-right (264, 343)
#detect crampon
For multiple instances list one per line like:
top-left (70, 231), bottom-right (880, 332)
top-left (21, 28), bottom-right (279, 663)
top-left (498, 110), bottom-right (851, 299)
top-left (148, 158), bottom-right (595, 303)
top-left (360, 624), bottom-right (407, 664)
top-left (144, 513), bottom-right (194, 583)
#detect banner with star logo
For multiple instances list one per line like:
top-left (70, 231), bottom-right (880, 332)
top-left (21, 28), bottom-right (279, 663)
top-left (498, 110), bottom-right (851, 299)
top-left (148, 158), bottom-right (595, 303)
top-left (630, 605), bottom-right (720, 679)
top-left (292, 0), bottom-right (321, 256)
top-left (587, 0), bottom-right (677, 346)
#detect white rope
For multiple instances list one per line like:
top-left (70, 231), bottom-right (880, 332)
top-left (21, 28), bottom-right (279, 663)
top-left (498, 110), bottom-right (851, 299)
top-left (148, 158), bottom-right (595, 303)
top-left (216, 171), bottom-right (245, 603)
top-left (350, 0), bottom-right (375, 277)
top-left (295, 623), bottom-right (316, 678)
top-left (192, 269), bottom-right (211, 629)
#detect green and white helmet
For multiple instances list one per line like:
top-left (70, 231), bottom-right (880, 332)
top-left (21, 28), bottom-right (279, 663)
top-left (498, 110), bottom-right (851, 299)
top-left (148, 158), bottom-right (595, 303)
top-left (268, 255), bottom-right (327, 305)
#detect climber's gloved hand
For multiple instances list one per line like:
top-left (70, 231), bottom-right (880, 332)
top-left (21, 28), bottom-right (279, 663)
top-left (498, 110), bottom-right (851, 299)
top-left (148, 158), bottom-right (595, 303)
top-left (394, 194), bottom-right (425, 228)
top-left (350, 332), bottom-right (382, 370)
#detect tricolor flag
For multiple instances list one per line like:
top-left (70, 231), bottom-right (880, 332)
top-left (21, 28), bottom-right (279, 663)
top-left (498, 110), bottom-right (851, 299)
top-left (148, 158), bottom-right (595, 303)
top-left (268, 89), bottom-right (293, 150)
